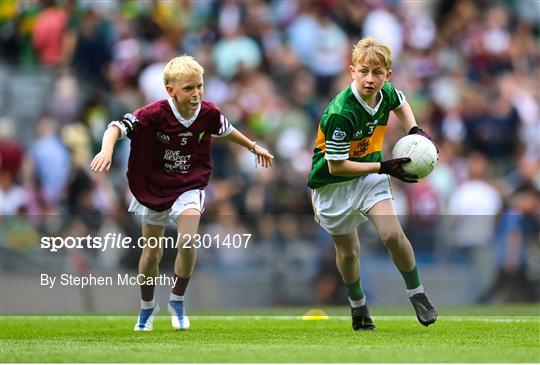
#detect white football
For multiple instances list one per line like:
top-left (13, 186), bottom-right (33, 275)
top-left (391, 134), bottom-right (438, 179)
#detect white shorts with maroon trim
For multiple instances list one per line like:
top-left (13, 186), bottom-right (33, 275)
top-left (128, 189), bottom-right (206, 227)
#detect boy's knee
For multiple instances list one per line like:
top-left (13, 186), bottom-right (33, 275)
top-left (337, 248), bottom-right (359, 263)
top-left (380, 230), bottom-right (406, 246)
top-left (177, 238), bottom-right (197, 254)
top-left (178, 246), bottom-right (196, 255)
top-left (141, 251), bottom-right (162, 266)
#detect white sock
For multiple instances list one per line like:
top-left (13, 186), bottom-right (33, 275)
top-left (170, 293), bottom-right (184, 302)
top-left (141, 298), bottom-right (156, 310)
top-left (348, 296), bottom-right (366, 308)
top-left (407, 285), bottom-right (424, 297)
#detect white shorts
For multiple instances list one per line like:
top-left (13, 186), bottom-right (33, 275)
top-left (312, 174), bottom-right (393, 235)
top-left (128, 189), bottom-right (206, 227)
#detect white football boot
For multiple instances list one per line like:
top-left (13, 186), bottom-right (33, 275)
top-left (167, 300), bottom-right (190, 330)
top-left (133, 304), bottom-right (160, 331)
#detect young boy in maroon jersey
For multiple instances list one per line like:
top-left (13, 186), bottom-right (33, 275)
top-left (91, 56), bottom-right (273, 331)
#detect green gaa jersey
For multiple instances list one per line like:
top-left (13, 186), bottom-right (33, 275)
top-left (307, 81), bottom-right (406, 189)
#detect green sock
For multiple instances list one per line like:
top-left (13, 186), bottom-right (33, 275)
top-left (345, 278), bottom-right (365, 300)
top-left (400, 266), bottom-right (421, 290)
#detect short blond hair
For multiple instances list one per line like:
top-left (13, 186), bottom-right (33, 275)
top-left (163, 56), bottom-right (204, 85)
top-left (352, 37), bottom-right (393, 70)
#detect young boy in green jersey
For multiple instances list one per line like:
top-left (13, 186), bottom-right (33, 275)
top-left (307, 36), bottom-right (438, 330)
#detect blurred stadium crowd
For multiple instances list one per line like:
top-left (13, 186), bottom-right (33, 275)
top-left (1, 0), bottom-right (539, 304)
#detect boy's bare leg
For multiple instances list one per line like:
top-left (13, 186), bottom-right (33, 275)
top-left (367, 198), bottom-right (438, 326)
top-left (139, 223), bottom-right (165, 279)
top-left (332, 232), bottom-right (374, 330)
top-left (332, 232), bottom-right (361, 285)
top-left (366, 199), bottom-right (415, 272)
top-left (174, 209), bottom-right (201, 278)
top-left (134, 223), bottom-right (165, 331)
top-left (168, 208), bottom-right (201, 330)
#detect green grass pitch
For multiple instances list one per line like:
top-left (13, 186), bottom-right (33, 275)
top-left (1, 306), bottom-right (539, 363)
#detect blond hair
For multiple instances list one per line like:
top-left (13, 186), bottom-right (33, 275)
top-left (352, 37), bottom-right (393, 70)
top-left (163, 56), bottom-right (204, 85)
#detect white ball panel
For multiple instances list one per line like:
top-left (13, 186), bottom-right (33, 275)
top-left (391, 134), bottom-right (438, 179)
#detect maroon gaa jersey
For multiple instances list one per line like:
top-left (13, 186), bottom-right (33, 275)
top-left (110, 99), bottom-right (232, 211)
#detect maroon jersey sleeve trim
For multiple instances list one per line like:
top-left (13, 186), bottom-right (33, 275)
top-left (212, 114), bottom-right (233, 137)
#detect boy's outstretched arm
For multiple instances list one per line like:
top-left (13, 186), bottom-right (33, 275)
top-left (223, 127), bottom-right (274, 168)
top-left (90, 126), bottom-right (121, 172)
top-left (392, 101), bottom-right (417, 133)
top-left (393, 101), bottom-right (438, 151)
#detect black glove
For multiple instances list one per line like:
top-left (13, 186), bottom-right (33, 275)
top-left (409, 126), bottom-right (439, 153)
top-left (379, 158), bottom-right (418, 183)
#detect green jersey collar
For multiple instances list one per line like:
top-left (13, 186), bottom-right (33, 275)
top-left (351, 82), bottom-right (383, 116)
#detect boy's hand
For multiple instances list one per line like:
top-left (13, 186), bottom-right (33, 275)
top-left (90, 150), bottom-right (113, 172)
top-left (252, 144), bottom-right (274, 168)
top-left (379, 157), bottom-right (418, 183)
top-left (408, 126), bottom-right (439, 153)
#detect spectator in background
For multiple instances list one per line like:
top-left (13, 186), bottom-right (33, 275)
top-left (362, 3), bottom-right (403, 62)
top-left (406, 179), bottom-right (443, 260)
top-left (32, 0), bottom-right (68, 67)
top-left (288, 3), bottom-right (348, 97)
top-left (110, 16), bottom-right (143, 90)
top-left (0, 0), bottom-right (41, 66)
top-left (43, 72), bottom-right (81, 126)
top-left (478, 185), bottom-right (540, 303)
top-left (502, 154), bottom-right (540, 196)
top-left (463, 83), bottom-right (520, 174)
top-left (212, 26), bottom-right (262, 80)
top-left (28, 116), bottom-right (71, 211)
top-left (498, 74), bottom-right (539, 162)
top-left (447, 151), bottom-right (503, 292)
top-left (137, 37), bottom-right (176, 103)
top-left (0, 118), bottom-right (26, 215)
top-left (68, 9), bottom-right (112, 89)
